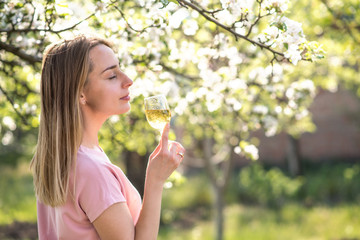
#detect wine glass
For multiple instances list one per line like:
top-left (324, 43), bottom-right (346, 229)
top-left (144, 95), bottom-right (182, 188)
top-left (144, 95), bottom-right (171, 132)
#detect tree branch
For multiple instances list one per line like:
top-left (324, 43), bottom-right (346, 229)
top-left (0, 85), bottom-right (29, 126)
top-left (176, 0), bottom-right (285, 58)
top-left (0, 41), bottom-right (41, 64)
top-left (109, 1), bottom-right (161, 33)
top-left (160, 63), bottom-right (201, 81)
top-left (52, 13), bottom-right (97, 34)
top-left (320, 0), bottom-right (359, 44)
top-left (210, 144), bottom-right (230, 165)
top-left (0, 12), bottom-right (96, 34)
top-left (0, 65), bottom-right (38, 97)
top-left (246, 1), bottom-right (271, 37)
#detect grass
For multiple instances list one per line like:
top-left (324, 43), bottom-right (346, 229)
top-left (159, 203), bottom-right (360, 240)
top-left (158, 167), bottom-right (360, 240)
top-left (1, 163), bottom-right (360, 240)
top-left (0, 163), bottom-right (37, 225)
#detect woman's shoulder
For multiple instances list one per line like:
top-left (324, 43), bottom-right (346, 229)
top-left (76, 145), bottom-right (111, 175)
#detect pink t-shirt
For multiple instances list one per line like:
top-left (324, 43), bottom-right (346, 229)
top-left (36, 145), bottom-right (142, 240)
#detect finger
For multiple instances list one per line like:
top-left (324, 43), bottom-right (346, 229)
top-left (149, 143), bottom-right (161, 160)
top-left (176, 152), bottom-right (185, 161)
top-left (169, 141), bottom-right (185, 155)
top-left (160, 123), bottom-right (170, 151)
top-left (168, 141), bottom-right (176, 154)
top-left (176, 142), bottom-right (185, 153)
top-left (168, 141), bottom-right (185, 152)
top-left (169, 142), bottom-right (179, 161)
top-left (169, 142), bottom-right (185, 162)
top-left (176, 144), bottom-right (185, 162)
top-left (168, 140), bottom-right (174, 150)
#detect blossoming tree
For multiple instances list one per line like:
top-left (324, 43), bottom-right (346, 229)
top-left (0, 0), bottom-right (325, 239)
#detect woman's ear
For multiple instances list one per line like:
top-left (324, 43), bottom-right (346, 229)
top-left (80, 93), bottom-right (87, 105)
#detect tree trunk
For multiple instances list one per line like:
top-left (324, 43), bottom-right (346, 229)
top-left (203, 137), bottom-right (230, 240)
top-left (124, 150), bottom-right (148, 197)
top-left (286, 134), bottom-right (302, 177)
top-left (213, 185), bottom-right (225, 240)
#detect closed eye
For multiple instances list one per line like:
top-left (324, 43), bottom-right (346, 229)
top-left (108, 75), bottom-right (116, 80)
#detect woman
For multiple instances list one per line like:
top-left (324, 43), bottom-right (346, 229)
top-left (31, 35), bottom-right (185, 239)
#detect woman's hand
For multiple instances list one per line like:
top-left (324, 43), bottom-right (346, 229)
top-left (146, 123), bottom-right (185, 185)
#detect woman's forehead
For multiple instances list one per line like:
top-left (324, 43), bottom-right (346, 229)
top-left (89, 44), bottom-right (118, 73)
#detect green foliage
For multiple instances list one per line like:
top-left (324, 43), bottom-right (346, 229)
top-left (290, 0), bottom-right (360, 95)
top-left (0, 164), bottom-right (37, 225)
top-left (237, 163), bottom-right (303, 208)
top-left (299, 163), bottom-right (360, 204)
top-left (161, 174), bottom-right (212, 224)
top-left (0, 128), bottom-right (37, 166)
top-left (237, 162), bottom-right (360, 208)
top-left (159, 203), bottom-right (360, 240)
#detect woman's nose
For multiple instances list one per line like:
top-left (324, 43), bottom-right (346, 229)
top-left (122, 74), bottom-right (133, 88)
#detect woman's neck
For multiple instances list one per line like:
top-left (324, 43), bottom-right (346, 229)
top-left (81, 111), bottom-right (107, 149)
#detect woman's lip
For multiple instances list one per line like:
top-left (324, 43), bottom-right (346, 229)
top-left (120, 95), bottom-right (130, 101)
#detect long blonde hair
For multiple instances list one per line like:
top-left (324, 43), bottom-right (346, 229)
top-left (31, 35), bottom-right (112, 207)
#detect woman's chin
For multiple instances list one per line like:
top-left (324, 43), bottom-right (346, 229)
top-left (117, 105), bottom-right (131, 115)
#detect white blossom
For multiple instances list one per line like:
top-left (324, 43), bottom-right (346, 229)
top-left (258, 16), bottom-right (306, 65)
top-left (169, 8), bottom-right (189, 29)
top-left (183, 19), bottom-right (199, 36)
top-left (284, 106), bottom-right (293, 116)
top-left (3, 116), bottom-right (16, 131)
top-left (262, 25), bottom-right (280, 46)
top-left (295, 109), bottom-right (309, 120)
top-left (214, 10), bottom-right (234, 25)
top-left (228, 78), bottom-right (247, 90)
top-left (249, 67), bottom-right (270, 85)
top-left (109, 115), bottom-right (120, 123)
top-left (275, 106), bottom-right (282, 114)
top-left (186, 92), bottom-right (196, 103)
top-left (132, 47), bottom-right (148, 56)
top-left (285, 87), bottom-right (294, 99)
top-left (263, 115), bottom-right (278, 137)
top-left (195, 87), bottom-right (208, 98)
top-left (253, 105), bottom-right (269, 115)
top-left (284, 44), bottom-right (302, 65)
top-left (262, 0), bottom-right (289, 12)
top-left (226, 98), bottom-right (242, 111)
top-left (244, 144), bottom-right (259, 160)
top-left (174, 98), bottom-right (188, 115)
top-left (234, 146), bottom-right (242, 155)
top-left (288, 100), bottom-right (298, 109)
top-left (2, 131), bottom-right (13, 146)
top-left (220, 0), bottom-right (255, 17)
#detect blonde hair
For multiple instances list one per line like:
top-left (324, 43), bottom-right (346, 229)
top-left (31, 35), bottom-right (112, 207)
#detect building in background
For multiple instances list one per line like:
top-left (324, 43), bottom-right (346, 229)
top-left (256, 88), bottom-right (360, 165)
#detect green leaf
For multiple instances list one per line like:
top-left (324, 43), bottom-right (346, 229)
top-left (157, 0), bottom-right (178, 8)
top-left (283, 42), bottom-right (289, 50)
top-left (158, 0), bottom-right (170, 8)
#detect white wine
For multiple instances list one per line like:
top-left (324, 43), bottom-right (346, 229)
top-left (145, 109), bottom-right (171, 130)
top-left (144, 95), bottom-right (171, 131)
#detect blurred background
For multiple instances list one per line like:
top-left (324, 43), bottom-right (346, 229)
top-left (0, 0), bottom-right (359, 239)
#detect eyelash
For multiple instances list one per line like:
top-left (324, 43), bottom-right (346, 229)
top-left (108, 75), bottom-right (116, 80)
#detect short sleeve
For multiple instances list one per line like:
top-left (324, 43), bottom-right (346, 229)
top-left (76, 159), bottom-right (126, 223)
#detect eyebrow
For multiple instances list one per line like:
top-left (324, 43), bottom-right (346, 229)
top-left (101, 65), bottom-right (117, 74)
